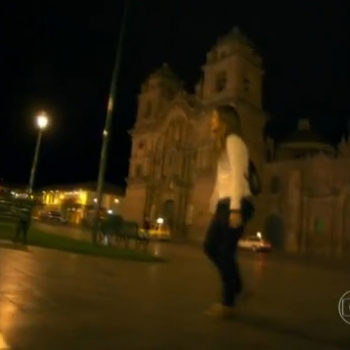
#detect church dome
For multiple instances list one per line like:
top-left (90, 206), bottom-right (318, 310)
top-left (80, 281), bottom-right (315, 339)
top-left (277, 119), bottom-right (336, 159)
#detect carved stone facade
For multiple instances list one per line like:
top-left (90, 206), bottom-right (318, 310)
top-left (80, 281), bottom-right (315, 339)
top-left (262, 154), bottom-right (350, 257)
top-left (123, 28), bottom-right (350, 257)
top-left (260, 117), bottom-right (350, 257)
top-left (123, 29), bottom-right (266, 241)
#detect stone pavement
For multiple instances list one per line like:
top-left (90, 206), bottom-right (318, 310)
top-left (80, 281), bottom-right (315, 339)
top-left (0, 241), bottom-right (349, 349)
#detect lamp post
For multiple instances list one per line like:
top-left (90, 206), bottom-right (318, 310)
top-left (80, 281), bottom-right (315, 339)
top-left (92, 0), bottom-right (130, 244)
top-left (28, 112), bottom-right (49, 194)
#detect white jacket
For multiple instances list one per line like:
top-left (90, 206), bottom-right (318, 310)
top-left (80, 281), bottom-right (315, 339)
top-left (210, 134), bottom-right (251, 213)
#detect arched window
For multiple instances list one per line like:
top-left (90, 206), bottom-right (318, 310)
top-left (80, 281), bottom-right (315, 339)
top-left (215, 71), bottom-right (227, 92)
top-left (135, 164), bottom-right (143, 177)
top-left (314, 217), bottom-right (325, 234)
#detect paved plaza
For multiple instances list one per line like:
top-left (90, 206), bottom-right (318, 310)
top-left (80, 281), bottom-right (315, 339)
top-left (0, 239), bottom-right (349, 349)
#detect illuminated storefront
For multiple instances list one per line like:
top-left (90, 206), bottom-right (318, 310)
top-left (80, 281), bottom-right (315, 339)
top-left (40, 183), bottom-right (124, 224)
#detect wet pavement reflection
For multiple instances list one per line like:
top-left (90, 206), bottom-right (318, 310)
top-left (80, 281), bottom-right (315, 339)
top-left (0, 332), bottom-right (10, 349)
top-left (0, 241), bottom-right (349, 349)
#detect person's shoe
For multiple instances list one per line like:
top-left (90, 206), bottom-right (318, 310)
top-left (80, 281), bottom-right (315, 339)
top-left (204, 303), bottom-right (236, 318)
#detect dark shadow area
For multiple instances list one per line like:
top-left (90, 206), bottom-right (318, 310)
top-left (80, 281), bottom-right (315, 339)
top-left (225, 311), bottom-right (350, 349)
top-left (0, 240), bottom-right (30, 252)
top-left (264, 214), bottom-right (285, 249)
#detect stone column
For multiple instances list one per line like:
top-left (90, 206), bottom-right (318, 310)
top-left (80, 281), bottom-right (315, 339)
top-left (301, 195), bottom-right (308, 254)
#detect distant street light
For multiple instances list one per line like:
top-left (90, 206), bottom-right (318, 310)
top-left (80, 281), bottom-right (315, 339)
top-left (28, 112), bottom-right (49, 194)
top-left (156, 217), bottom-right (164, 225)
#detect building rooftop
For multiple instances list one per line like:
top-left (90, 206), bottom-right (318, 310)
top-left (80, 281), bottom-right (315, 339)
top-left (206, 27), bottom-right (262, 67)
top-left (278, 118), bottom-right (335, 152)
top-left (217, 26), bottom-right (254, 47)
top-left (150, 63), bottom-right (179, 80)
top-left (40, 182), bottom-right (125, 196)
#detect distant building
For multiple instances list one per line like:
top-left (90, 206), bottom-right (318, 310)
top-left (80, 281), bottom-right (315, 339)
top-left (0, 185), bottom-right (29, 199)
top-left (123, 28), bottom-right (350, 257)
top-left (0, 183), bottom-right (33, 222)
top-left (40, 182), bottom-right (124, 224)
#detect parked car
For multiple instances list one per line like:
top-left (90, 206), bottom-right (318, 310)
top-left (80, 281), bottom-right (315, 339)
top-left (238, 234), bottom-right (272, 252)
top-left (40, 211), bottom-right (67, 224)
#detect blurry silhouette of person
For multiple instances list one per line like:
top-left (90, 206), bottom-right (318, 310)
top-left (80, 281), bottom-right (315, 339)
top-left (14, 202), bottom-right (32, 245)
top-left (143, 217), bottom-right (151, 237)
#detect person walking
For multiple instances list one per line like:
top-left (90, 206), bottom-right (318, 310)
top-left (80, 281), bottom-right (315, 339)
top-left (204, 105), bottom-right (254, 318)
top-left (14, 202), bottom-right (33, 245)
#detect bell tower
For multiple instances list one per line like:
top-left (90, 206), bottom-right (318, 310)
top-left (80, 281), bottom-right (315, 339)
top-left (135, 63), bottom-right (182, 127)
top-left (124, 64), bottom-right (181, 224)
top-left (201, 27), bottom-right (263, 108)
top-left (200, 28), bottom-right (266, 171)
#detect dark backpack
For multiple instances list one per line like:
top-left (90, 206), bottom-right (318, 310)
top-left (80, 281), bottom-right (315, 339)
top-left (246, 160), bottom-right (261, 196)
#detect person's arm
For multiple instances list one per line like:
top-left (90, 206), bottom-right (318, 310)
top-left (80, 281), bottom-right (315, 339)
top-left (226, 135), bottom-right (249, 211)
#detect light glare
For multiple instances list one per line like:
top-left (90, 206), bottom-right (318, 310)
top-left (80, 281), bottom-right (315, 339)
top-left (156, 217), bottom-right (164, 225)
top-left (36, 114), bottom-right (49, 130)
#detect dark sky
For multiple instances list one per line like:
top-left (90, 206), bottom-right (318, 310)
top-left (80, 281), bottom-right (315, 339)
top-left (1, 1), bottom-right (350, 189)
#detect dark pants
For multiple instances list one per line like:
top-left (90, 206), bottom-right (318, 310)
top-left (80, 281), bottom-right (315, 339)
top-left (204, 198), bottom-right (246, 307)
top-left (14, 220), bottom-right (29, 244)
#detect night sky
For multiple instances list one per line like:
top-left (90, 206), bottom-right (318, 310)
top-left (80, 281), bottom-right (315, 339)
top-left (1, 1), bottom-right (350, 190)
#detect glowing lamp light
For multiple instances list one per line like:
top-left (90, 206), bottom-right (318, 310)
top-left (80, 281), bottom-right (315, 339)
top-left (0, 332), bottom-right (10, 349)
top-left (107, 209), bottom-right (113, 215)
top-left (79, 191), bottom-right (87, 205)
top-left (36, 113), bottom-right (49, 130)
top-left (114, 198), bottom-right (120, 204)
top-left (156, 217), bottom-right (164, 225)
top-left (0, 332), bottom-right (10, 350)
top-left (257, 231), bottom-right (262, 239)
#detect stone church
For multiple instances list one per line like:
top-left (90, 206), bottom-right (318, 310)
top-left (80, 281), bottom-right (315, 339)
top-left (123, 28), bottom-right (350, 257)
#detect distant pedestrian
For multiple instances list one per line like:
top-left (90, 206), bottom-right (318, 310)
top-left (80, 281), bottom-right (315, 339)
top-left (98, 214), bottom-right (109, 245)
top-left (204, 105), bottom-right (254, 318)
top-left (14, 203), bottom-right (32, 245)
top-left (142, 217), bottom-right (151, 238)
top-left (138, 217), bottom-right (151, 250)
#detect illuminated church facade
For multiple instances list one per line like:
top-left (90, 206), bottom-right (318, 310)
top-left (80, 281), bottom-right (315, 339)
top-left (123, 28), bottom-right (350, 257)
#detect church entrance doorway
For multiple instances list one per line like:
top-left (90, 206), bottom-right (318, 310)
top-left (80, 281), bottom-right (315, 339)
top-left (163, 199), bottom-right (175, 232)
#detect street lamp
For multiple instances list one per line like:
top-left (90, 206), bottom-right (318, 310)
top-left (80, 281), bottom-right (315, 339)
top-left (92, 0), bottom-right (130, 244)
top-left (156, 217), bottom-right (164, 225)
top-left (28, 112), bottom-right (49, 194)
top-left (37, 114), bottom-right (48, 129)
